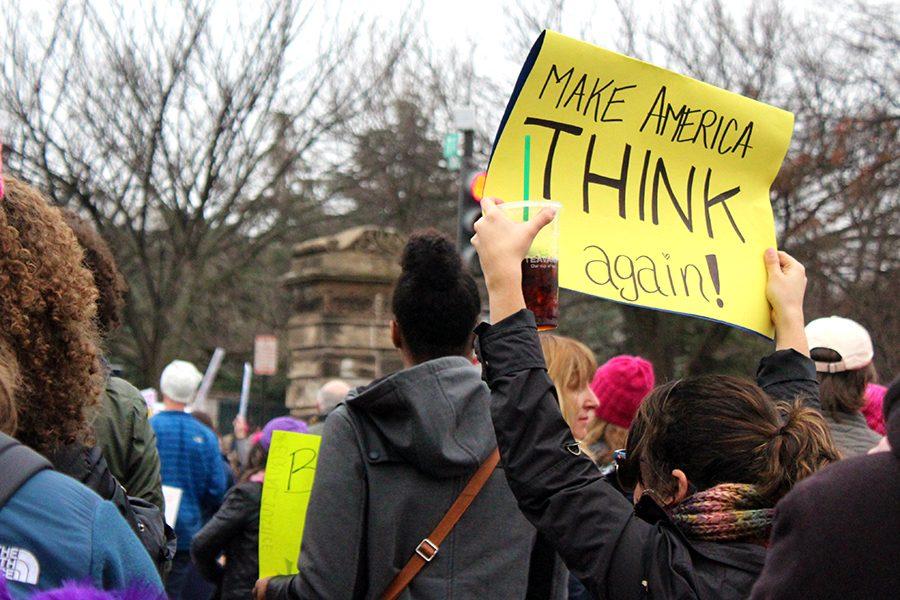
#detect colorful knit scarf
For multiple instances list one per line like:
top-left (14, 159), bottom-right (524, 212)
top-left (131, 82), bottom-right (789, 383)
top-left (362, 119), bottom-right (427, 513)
top-left (668, 483), bottom-right (774, 544)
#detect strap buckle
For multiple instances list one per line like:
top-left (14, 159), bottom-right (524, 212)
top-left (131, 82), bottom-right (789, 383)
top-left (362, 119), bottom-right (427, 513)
top-left (415, 538), bottom-right (439, 562)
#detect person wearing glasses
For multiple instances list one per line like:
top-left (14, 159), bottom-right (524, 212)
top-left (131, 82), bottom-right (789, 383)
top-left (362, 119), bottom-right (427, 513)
top-left (470, 198), bottom-right (840, 600)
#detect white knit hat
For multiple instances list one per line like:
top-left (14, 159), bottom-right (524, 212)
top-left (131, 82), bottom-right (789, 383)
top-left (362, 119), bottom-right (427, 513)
top-left (159, 360), bottom-right (203, 404)
top-left (805, 316), bottom-right (874, 373)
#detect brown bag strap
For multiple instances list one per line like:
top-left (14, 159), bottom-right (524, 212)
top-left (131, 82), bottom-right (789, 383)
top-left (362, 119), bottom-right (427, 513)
top-left (379, 447), bottom-right (501, 600)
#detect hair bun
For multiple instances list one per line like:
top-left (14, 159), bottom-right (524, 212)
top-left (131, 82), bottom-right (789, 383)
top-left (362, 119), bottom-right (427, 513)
top-left (400, 230), bottom-right (463, 290)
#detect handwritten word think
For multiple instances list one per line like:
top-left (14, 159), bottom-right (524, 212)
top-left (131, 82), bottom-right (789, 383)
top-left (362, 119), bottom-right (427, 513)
top-left (525, 118), bottom-right (745, 243)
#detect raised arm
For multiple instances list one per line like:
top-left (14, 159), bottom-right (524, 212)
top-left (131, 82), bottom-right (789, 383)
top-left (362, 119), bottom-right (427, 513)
top-left (475, 310), bottom-right (638, 598)
top-left (758, 249), bottom-right (820, 408)
top-left (472, 199), bottom-right (646, 597)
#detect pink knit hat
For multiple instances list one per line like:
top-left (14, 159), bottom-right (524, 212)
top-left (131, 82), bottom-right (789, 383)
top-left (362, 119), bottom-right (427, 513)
top-left (591, 355), bottom-right (655, 429)
top-left (862, 383), bottom-right (887, 435)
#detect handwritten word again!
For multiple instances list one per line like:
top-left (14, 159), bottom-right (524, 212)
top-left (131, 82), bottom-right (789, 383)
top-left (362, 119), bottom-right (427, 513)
top-left (583, 245), bottom-right (723, 308)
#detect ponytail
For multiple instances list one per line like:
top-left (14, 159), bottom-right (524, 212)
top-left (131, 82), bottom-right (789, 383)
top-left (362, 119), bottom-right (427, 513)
top-left (630, 376), bottom-right (840, 503)
top-left (758, 400), bottom-right (841, 501)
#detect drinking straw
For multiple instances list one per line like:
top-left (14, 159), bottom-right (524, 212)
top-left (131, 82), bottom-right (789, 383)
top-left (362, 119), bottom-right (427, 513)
top-left (523, 135), bottom-right (531, 221)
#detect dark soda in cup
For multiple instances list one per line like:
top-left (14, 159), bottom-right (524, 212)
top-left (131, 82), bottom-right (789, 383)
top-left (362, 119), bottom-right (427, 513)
top-left (497, 200), bottom-right (562, 330)
top-left (521, 257), bottom-right (559, 330)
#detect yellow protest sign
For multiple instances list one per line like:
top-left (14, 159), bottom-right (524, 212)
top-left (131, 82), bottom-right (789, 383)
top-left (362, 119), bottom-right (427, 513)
top-left (258, 431), bottom-right (321, 578)
top-left (485, 31), bottom-right (794, 337)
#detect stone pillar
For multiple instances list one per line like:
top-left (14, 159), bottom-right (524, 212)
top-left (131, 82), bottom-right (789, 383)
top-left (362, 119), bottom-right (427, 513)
top-left (283, 226), bottom-right (406, 417)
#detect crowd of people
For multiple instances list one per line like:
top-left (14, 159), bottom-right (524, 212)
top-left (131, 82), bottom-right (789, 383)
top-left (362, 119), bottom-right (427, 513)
top-left (0, 174), bottom-right (896, 600)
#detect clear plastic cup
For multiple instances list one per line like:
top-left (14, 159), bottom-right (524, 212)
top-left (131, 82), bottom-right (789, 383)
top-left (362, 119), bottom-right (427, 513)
top-left (498, 200), bottom-right (562, 330)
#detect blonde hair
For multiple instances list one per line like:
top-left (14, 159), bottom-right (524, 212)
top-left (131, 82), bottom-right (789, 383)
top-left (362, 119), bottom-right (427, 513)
top-left (583, 419), bottom-right (629, 465)
top-left (540, 334), bottom-right (597, 437)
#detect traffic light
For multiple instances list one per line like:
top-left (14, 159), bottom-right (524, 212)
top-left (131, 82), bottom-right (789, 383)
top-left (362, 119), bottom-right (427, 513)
top-left (458, 168), bottom-right (487, 275)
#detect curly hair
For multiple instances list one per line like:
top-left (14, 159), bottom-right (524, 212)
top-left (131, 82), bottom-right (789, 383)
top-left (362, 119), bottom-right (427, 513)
top-left (0, 341), bottom-right (18, 436)
top-left (0, 176), bottom-right (103, 454)
top-left (61, 208), bottom-right (128, 336)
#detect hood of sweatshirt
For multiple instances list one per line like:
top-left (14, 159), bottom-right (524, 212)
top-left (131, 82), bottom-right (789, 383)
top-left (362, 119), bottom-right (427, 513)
top-left (344, 356), bottom-right (495, 478)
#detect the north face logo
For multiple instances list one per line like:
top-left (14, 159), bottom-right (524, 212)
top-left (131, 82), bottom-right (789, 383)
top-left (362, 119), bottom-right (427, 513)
top-left (0, 545), bottom-right (40, 585)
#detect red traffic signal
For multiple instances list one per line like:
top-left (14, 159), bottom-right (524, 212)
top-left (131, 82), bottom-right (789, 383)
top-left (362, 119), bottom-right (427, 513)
top-left (468, 170), bottom-right (487, 202)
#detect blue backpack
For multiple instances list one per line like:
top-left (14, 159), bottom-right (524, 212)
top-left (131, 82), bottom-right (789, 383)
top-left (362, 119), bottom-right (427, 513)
top-left (0, 432), bottom-right (175, 576)
top-left (0, 432), bottom-right (51, 507)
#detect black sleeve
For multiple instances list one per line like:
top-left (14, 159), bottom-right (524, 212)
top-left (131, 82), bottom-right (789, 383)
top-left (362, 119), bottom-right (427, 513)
top-left (191, 484), bottom-right (254, 585)
top-left (756, 349), bottom-right (821, 410)
top-left (476, 309), bottom-right (646, 599)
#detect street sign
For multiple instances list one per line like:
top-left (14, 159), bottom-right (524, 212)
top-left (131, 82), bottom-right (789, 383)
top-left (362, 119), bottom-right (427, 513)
top-left (444, 133), bottom-right (461, 171)
top-left (443, 133), bottom-right (460, 159)
top-left (453, 106), bottom-right (476, 131)
top-left (254, 334), bottom-right (278, 375)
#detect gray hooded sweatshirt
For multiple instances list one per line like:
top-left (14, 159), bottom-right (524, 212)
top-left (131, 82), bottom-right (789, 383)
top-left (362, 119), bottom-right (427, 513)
top-left (265, 356), bottom-right (564, 599)
top-left (824, 411), bottom-right (882, 457)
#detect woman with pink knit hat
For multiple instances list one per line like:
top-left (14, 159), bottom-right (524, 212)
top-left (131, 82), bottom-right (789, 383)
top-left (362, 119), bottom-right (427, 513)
top-left (584, 355), bottom-right (655, 465)
top-left (862, 383), bottom-right (888, 435)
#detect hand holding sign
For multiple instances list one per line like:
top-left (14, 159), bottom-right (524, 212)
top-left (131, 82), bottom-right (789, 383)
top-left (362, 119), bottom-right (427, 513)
top-left (763, 248), bottom-right (809, 356)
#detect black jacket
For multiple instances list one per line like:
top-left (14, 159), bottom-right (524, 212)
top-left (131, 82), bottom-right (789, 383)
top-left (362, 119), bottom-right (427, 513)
top-left (191, 481), bottom-right (263, 600)
top-left (475, 310), bottom-right (820, 600)
top-left (751, 381), bottom-right (899, 599)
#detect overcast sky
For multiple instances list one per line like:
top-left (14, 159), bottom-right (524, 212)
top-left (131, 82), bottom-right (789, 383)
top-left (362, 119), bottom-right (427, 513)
top-left (20, 0), bottom-right (827, 94)
top-left (367, 0), bottom-right (824, 86)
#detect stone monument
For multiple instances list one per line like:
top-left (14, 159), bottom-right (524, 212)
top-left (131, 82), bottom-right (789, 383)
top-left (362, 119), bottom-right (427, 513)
top-left (283, 226), bottom-right (406, 417)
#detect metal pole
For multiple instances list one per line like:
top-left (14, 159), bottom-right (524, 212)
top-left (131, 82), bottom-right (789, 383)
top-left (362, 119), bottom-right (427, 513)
top-left (456, 128), bottom-right (475, 250)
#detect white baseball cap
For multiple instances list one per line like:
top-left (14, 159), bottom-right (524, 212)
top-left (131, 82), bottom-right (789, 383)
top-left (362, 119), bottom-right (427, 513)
top-left (160, 360), bottom-right (203, 404)
top-left (805, 316), bottom-right (874, 373)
